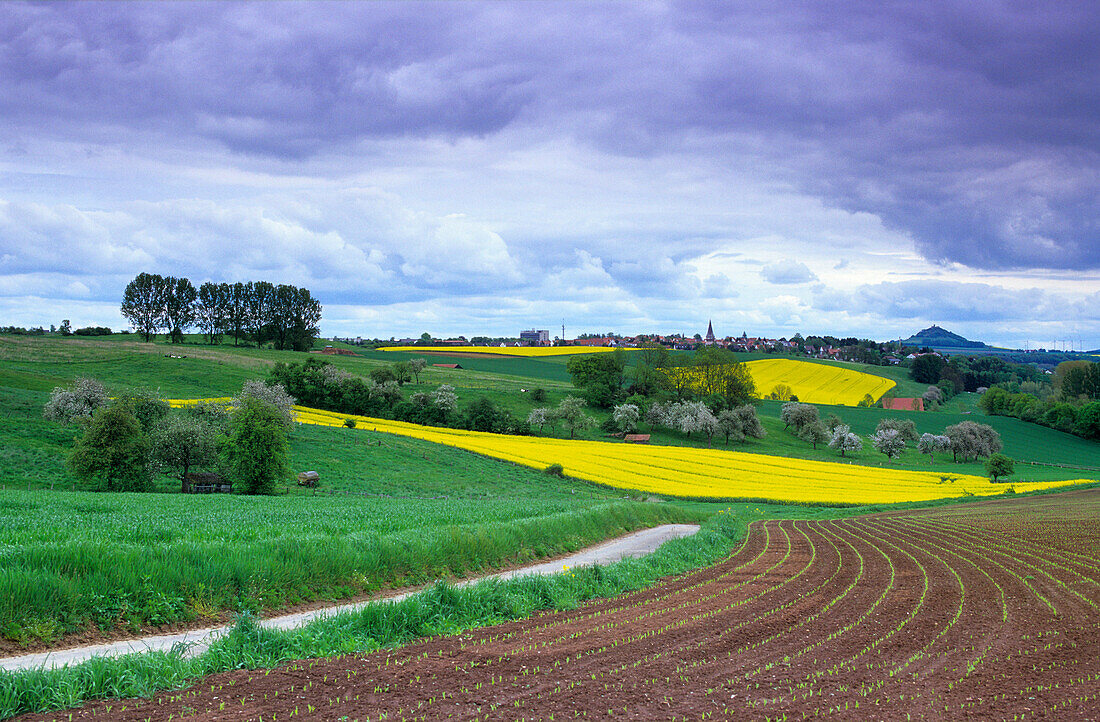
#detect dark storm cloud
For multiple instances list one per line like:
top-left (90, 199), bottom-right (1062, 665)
top-left (3, 1), bottom-right (1098, 269)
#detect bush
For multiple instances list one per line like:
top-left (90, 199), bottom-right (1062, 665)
top-left (544, 463), bottom-right (564, 477)
top-left (530, 388), bottom-right (547, 403)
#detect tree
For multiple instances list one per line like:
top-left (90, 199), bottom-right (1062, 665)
top-left (556, 395), bottom-right (596, 438)
top-left (917, 433), bottom-right (951, 462)
top-left (823, 413), bottom-right (845, 433)
top-left (767, 384), bottom-right (794, 401)
top-left (370, 367), bottom-right (396, 385)
top-left (612, 403), bottom-right (641, 434)
top-left (732, 404), bottom-right (766, 443)
top-left (120, 272), bottom-right (169, 341)
top-left (696, 406), bottom-right (720, 447)
top-left (799, 420), bottom-right (830, 449)
top-left (463, 397), bottom-right (511, 433)
top-left (631, 343), bottom-right (670, 396)
top-left (870, 428), bottom-right (906, 459)
top-left (431, 384), bottom-right (457, 419)
top-left (289, 286), bottom-right (322, 352)
top-left (875, 418), bottom-right (919, 444)
top-left (943, 421), bottom-right (1002, 462)
top-left (408, 358), bottom-right (428, 384)
top-left (921, 385), bottom-right (943, 406)
top-left (43, 377), bottom-right (109, 424)
top-left (233, 380), bottom-right (296, 429)
top-left (780, 402), bottom-right (819, 433)
top-left (691, 347), bottom-right (756, 406)
top-left (828, 424), bottom-right (862, 457)
top-left (68, 402), bottom-right (151, 492)
top-left (196, 282), bottom-right (228, 344)
top-left (717, 408), bottom-right (744, 445)
top-left (164, 276), bottom-right (197, 343)
top-left (392, 361), bottom-right (413, 385)
top-left (226, 282), bottom-right (249, 346)
top-left (227, 398), bottom-right (290, 495)
top-left (909, 354), bottom-right (946, 384)
top-left (151, 414), bottom-right (222, 492)
top-left (246, 281), bottom-right (275, 346)
top-left (1074, 402), bottom-right (1100, 440)
top-left (566, 351), bottom-right (627, 408)
top-left (527, 407), bottom-right (552, 431)
top-left (114, 388), bottom-right (170, 432)
top-left (985, 453), bottom-right (1015, 482)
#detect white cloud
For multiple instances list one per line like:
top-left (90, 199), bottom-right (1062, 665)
top-left (761, 260), bottom-right (819, 285)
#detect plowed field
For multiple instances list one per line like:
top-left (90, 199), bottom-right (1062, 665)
top-left (26, 490), bottom-right (1100, 721)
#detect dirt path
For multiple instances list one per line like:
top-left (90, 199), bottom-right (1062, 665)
top-left (24, 490), bottom-right (1100, 721)
top-left (0, 523), bottom-right (700, 673)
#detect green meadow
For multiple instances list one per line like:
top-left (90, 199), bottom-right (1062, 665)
top-left (2, 332), bottom-right (1098, 653)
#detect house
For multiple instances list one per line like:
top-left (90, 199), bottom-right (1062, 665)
top-left (433, 363), bottom-right (463, 369)
top-left (882, 397), bottom-right (925, 412)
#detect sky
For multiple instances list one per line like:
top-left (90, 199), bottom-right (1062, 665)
top-left (1, 1), bottom-right (1098, 349)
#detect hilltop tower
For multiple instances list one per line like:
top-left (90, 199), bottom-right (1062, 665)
top-left (705, 320), bottom-right (716, 344)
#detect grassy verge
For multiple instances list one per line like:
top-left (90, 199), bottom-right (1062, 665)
top-left (0, 492), bottom-right (696, 650)
top-left (0, 506), bottom-right (742, 719)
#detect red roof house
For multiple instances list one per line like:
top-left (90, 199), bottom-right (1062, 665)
top-left (882, 397), bottom-right (925, 412)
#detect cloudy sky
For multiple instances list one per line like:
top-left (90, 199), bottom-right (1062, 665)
top-left (2, 1), bottom-right (1098, 348)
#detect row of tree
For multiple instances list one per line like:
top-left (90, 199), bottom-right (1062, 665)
top-left (978, 387), bottom-right (1100, 440)
top-left (909, 353), bottom-right (1045, 393)
top-left (566, 345), bottom-right (758, 409)
top-left (121, 273), bottom-right (322, 350)
top-left (779, 401), bottom-right (1006, 467)
top-left (268, 358), bottom-right (531, 433)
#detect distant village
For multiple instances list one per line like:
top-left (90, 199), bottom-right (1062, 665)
top-left (336, 321), bottom-right (920, 367)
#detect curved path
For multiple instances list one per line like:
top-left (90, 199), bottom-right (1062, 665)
top-left (0, 523), bottom-right (699, 673)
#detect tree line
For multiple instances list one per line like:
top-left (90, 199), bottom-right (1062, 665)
top-left (120, 272), bottom-right (322, 350)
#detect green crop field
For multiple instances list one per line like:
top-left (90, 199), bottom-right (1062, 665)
top-left (0, 418), bottom-right (696, 651)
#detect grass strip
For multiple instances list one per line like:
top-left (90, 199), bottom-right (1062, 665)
top-left (0, 509), bottom-right (744, 719)
top-left (0, 501), bottom-right (695, 645)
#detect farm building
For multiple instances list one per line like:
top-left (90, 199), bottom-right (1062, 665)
top-left (882, 397), bottom-right (925, 411)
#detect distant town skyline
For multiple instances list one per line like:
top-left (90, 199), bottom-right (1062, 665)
top-left (2, 2), bottom-right (1098, 349)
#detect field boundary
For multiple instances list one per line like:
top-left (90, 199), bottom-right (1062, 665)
top-left (0, 524), bottom-right (700, 672)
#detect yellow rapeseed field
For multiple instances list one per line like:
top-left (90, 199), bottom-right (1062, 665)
top-left (377, 345), bottom-right (631, 357)
top-left (745, 358), bottom-right (896, 406)
top-left (279, 405), bottom-right (1080, 505)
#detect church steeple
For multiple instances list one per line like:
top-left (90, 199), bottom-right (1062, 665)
top-left (705, 320), bottom-right (715, 343)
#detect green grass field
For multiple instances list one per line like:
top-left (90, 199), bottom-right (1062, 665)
top-left (3, 331), bottom-right (1099, 651)
top-left (0, 419), bottom-right (696, 650)
top-left (5, 333), bottom-right (1098, 487)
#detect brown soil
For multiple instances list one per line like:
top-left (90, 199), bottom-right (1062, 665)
top-left (408, 350), bottom-right (514, 359)
top-left (20, 490), bottom-right (1100, 721)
